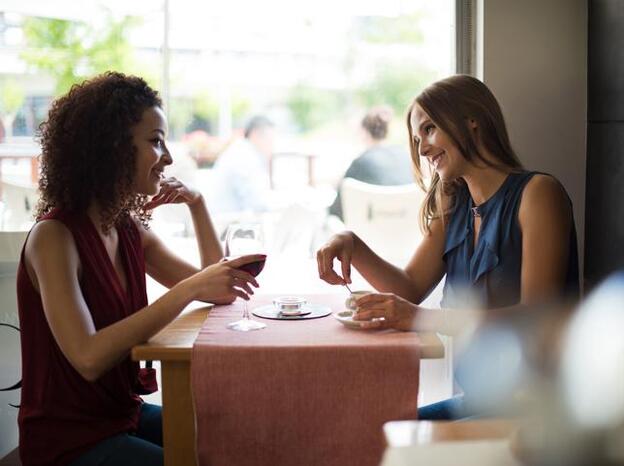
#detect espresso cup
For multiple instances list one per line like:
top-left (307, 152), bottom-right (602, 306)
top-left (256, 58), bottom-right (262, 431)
top-left (273, 296), bottom-right (307, 316)
top-left (345, 290), bottom-right (373, 314)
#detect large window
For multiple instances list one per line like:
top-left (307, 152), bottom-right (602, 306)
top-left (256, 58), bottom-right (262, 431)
top-left (0, 1), bottom-right (454, 257)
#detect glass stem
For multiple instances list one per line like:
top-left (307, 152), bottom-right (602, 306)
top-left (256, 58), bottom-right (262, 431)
top-left (243, 300), bottom-right (249, 320)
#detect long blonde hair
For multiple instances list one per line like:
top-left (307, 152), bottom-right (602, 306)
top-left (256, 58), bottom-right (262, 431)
top-left (407, 75), bottom-right (523, 232)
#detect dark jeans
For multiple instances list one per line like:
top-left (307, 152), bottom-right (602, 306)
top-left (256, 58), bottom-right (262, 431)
top-left (69, 403), bottom-right (163, 466)
top-left (418, 395), bottom-right (506, 421)
top-left (418, 395), bottom-right (467, 420)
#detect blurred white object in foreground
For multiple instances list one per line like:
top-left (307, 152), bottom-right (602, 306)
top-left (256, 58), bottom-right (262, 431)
top-left (561, 272), bottom-right (624, 430)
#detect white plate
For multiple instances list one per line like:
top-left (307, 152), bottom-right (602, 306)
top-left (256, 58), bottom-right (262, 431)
top-left (333, 310), bottom-right (365, 329)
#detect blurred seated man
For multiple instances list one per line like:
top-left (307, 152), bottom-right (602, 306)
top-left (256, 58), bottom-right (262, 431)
top-left (210, 115), bottom-right (275, 213)
top-left (329, 105), bottom-right (414, 220)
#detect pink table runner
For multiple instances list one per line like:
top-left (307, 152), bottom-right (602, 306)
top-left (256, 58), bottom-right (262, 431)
top-left (191, 294), bottom-right (420, 466)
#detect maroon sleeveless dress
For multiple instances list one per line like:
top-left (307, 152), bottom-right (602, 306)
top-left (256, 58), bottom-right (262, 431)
top-left (17, 210), bottom-right (155, 466)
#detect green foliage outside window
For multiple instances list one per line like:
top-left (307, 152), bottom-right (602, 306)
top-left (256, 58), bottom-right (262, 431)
top-left (192, 91), bottom-right (251, 128)
top-left (0, 79), bottom-right (26, 138)
top-left (286, 66), bottom-right (434, 133)
top-left (192, 92), bottom-right (219, 124)
top-left (356, 13), bottom-right (425, 44)
top-left (286, 11), bottom-right (433, 133)
top-left (0, 79), bottom-right (25, 117)
top-left (286, 84), bottom-right (348, 132)
top-left (356, 66), bottom-right (435, 116)
top-left (20, 13), bottom-right (154, 96)
top-left (168, 91), bottom-right (252, 138)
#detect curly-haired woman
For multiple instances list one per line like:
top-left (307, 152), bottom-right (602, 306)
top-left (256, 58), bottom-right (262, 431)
top-left (17, 72), bottom-right (262, 466)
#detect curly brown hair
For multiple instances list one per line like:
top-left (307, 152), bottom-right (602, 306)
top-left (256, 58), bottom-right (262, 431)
top-left (35, 71), bottom-right (162, 231)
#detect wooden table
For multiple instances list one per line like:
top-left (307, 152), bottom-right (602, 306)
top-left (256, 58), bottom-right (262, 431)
top-left (132, 304), bottom-right (445, 466)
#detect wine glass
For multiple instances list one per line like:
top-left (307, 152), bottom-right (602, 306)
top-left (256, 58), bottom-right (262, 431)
top-left (225, 222), bottom-right (267, 331)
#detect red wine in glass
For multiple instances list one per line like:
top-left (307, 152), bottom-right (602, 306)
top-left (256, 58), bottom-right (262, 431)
top-left (225, 222), bottom-right (267, 331)
top-left (234, 255), bottom-right (267, 277)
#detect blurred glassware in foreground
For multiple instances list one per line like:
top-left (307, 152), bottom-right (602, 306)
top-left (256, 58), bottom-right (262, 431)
top-left (449, 271), bottom-right (624, 465)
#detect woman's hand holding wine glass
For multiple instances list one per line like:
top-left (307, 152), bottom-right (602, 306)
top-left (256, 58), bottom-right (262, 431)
top-left (189, 255), bottom-right (264, 303)
top-left (224, 223), bottom-right (268, 331)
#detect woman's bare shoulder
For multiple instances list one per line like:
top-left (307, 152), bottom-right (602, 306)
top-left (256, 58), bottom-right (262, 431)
top-left (522, 174), bottom-right (569, 206)
top-left (519, 174), bottom-right (571, 228)
top-left (26, 219), bottom-right (78, 262)
top-left (24, 219), bottom-right (81, 291)
top-left (30, 218), bottom-right (73, 241)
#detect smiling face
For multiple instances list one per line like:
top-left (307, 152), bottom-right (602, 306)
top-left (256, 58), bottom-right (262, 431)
top-left (131, 106), bottom-right (172, 195)
top-left (409, 103), bottom-right (468, 182)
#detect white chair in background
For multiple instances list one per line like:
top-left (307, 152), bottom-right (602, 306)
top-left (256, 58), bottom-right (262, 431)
top-left (341, 178), bottom-right (452, 406)
top-left (268, 203), bottom-right (326, 258)
top-left (340, 177), bottom-right (426, 267)
top-left (0, 179), bottom-right (38, 230)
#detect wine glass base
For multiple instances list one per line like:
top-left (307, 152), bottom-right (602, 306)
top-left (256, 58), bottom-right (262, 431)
top-left (227, 318), bottom-right (266, 332)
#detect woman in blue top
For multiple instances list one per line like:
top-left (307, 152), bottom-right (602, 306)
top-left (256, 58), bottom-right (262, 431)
top-left (316, 74), bottom-right (579, 419)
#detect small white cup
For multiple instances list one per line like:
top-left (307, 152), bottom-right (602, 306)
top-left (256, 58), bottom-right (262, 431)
top-left (345, 290), bottom-right (373, 314)
top-left (273, 296), bottom-right (307, 316)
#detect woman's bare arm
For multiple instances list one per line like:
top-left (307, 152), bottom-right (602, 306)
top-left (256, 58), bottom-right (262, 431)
top-left (518, 174), bottom-right (573, 304)
top-left (141, 179), bottom-right (223, 288)
top-left (350, 217), bottom-right (446, 303)
top-left (25, 219), bottom-right (260, 382)
top-left (355, 175), bottom-right (575, 333)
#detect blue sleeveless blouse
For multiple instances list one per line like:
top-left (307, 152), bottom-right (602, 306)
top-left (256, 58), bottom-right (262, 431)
top-left (441, 171), bottom-right (579, 309)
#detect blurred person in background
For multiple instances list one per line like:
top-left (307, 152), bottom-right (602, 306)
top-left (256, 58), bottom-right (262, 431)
top-left (329, 105), bottom-right (414, 220)
top-left (209, 115), bottom-right (275, 213)
top-left (316, 74), bottom-right (579, 421)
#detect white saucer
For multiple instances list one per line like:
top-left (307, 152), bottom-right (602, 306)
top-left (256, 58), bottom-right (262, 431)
top-left (333, 310), bottom-right (365, 329)
top-left (253, 304), bottom-right (331, 321)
